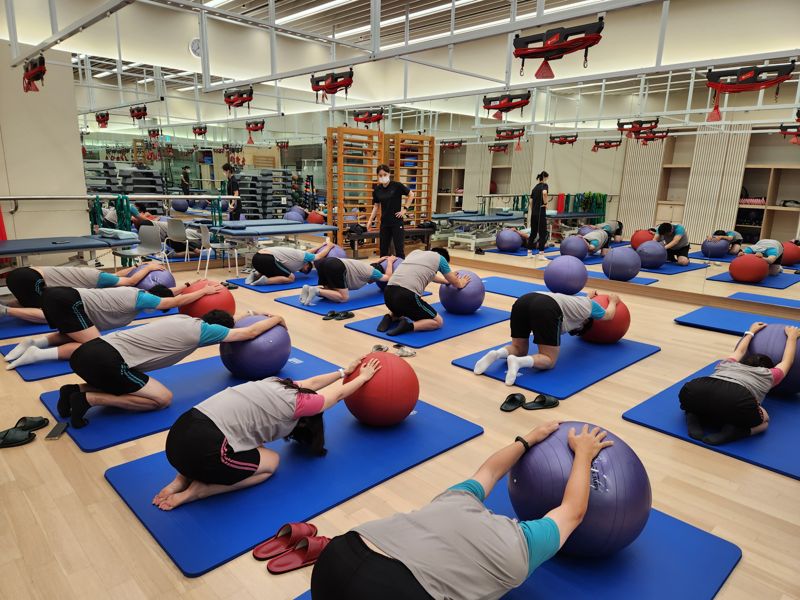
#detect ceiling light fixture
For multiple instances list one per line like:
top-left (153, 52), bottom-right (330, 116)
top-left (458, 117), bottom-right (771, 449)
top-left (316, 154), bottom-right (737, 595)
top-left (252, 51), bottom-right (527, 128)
top-left (276, 0), bottom-right (357, 25)
top-left (335, 0), bottom-right (481, 39)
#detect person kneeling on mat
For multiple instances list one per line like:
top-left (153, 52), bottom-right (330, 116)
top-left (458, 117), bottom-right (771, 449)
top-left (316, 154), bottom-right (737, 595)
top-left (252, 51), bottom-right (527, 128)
top-left (579, 228), bottom-right (610, 256)
top-left (679, 323), bottom-right (798, 445)
top-left (309, 421), bottom-right (612, 600)
top-left (4, 282), bottom-right (222, 370)
top-left (654, 222), bottom-right (690, 266)
top-left (59, 311), bottom-right (286, 428)
top-left (247, 241), bottom-right (335, 286)
top-left (474, 290), bottom-right (619, 385)
top-left (302, 256), bottom-right (395, 305)
top-left (737, 238), bottom-right (784, 275)
top-left (378, 248), bottom-right (469, 336)
top-left (595, 220), bottom-right (624, 243)
top-left (153, 356), bottom-right (381, 511)
top-left (708, 230), bottom-right (743, 255)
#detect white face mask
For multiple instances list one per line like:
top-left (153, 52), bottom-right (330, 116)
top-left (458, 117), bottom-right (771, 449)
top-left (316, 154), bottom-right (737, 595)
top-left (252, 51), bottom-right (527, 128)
top-left (378, 175), bottom-right (390, 185)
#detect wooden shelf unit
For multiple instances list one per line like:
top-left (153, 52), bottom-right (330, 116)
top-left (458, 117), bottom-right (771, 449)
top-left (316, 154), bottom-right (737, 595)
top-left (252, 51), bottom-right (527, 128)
top-left (653, 136), bottom-right (694, 224)
top-left (437, 166), bottom-right (465, 213)
top-left (384, 132), bottom-right (435, 223)
top-left (751, 166), bottom-right (800, 240)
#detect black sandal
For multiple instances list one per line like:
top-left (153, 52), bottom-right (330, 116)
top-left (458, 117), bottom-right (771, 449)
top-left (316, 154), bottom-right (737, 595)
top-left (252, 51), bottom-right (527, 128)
top-left (522, 394), bottom-right (559, 410)
top-left (14, 417), bottom-right (50, 432)
top-left (334, 311), bottom-right (355, 321)
top-left (322, 311), bottom-right (339, 321)
top-left (501, 393), bottom-right (526, 412)
top-left (0, 428), bottom-right (35, 448)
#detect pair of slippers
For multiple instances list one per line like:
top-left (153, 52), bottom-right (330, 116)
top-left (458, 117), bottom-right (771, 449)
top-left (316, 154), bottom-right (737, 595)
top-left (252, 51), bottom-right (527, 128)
top-left (221, 281), bottom-right (238, 290)
top-left (252, 522), bottom-right (330, 574)
top-left (322, 310), bottom-right (354, 321)
top-left (501, 393), bottom-right (559, 412)
top-left (0, 416), bottom-right (49, 448)
top-left (372, 344), bottom-right (416, 358)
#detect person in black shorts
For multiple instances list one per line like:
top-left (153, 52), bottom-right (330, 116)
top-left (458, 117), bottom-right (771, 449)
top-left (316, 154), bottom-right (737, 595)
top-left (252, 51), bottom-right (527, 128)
top-left (5, 266), bottom-right (45, 308)
top-left (526, 171), bottom-right (550, 253)
top-left (223, 163), bottom-right (241, 221)
top-left (678, 322), bottom-right (797, 445)
top-left (367, 164), bottom-right (415, 259)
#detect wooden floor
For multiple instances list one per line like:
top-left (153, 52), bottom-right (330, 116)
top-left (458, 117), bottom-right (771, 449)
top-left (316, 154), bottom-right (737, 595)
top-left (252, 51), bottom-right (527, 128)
top-left (1, 259), bottom-right (798, 600)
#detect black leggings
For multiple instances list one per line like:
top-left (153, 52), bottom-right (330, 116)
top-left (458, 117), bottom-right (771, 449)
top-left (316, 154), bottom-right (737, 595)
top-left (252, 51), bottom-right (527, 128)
top-left (310, 532), bottom-right (433, 600)
top-left (379, 224), bottom-right (406, 258)
top-left (527, 208), bottom-right (548, 251)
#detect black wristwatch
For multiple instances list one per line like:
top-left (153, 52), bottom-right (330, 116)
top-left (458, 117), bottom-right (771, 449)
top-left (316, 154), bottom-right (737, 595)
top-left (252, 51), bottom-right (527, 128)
top-left (515, 436), bottom-right (530, 452)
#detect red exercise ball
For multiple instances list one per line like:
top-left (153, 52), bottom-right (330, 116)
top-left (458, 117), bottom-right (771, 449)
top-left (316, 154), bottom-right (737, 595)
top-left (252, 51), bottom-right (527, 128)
top-left (630, 230), bottom-right (654, 250)
top-left (729, 255), bottom-right (769, 283)
top-left (308, 211), bottom-right (325, 225)
top-left (343, 352), bottom-right (419, 427)
top-left (580, 294), bottom-right (630, 344)
top-left (178, 279), bottom-right (236, 318)
top-left (781, 241), bottom-right (800, 266)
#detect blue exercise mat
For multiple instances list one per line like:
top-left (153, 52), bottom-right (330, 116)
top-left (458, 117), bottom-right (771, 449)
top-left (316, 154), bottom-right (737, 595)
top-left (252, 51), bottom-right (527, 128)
top-left (345, 304), bottom-right (510, 349)
top-left (640, 262), bottom-right (709, 275)
top-left (546, 254), bottom-right (604, 265)
top-left (227, 272), bottom-right (319, 293)
top-left (104, 400), bottom-right (483, 577)
top-left (452, 336), bottom-right (660, 399)
top-left (39, 352), bottom-right (335, 452)
top-left (0, 308), bottom-right (179, 342)
top-left (675, 307), bottom-right (799, 336)
top-left (706, 271), bottom-right (798, 290)
top-left (688, 251), bottom-right (737, 263)
top-left (294, 484), bottom-right (740, 600)
top-left (585, 271), bottom-right (658, 285)
top-left (623, 364), bottom-right (798, 479)
top-left (486, 248), bottom-right (537, 257)
top-left (481, 277), bottom-right (587, 299)
top-left (727, 292), bottom-right (800, 309)
top-left (275, 287), bottom-right (431, 316)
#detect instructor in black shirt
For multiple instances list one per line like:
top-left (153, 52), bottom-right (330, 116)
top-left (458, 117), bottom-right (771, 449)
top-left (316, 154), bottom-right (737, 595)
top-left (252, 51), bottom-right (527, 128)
top-left (222, 163), bottom-right (241, 221)
top-left (367, 164), bottom-right (414, 258)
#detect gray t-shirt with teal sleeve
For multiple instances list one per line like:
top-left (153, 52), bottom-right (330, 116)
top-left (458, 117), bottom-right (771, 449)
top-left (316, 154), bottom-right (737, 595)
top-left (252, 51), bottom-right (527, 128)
top-left (387, 249), bottom-right (451, 296)
top-left (342, 258), bottom-right (383, 290)
top-left (582, 229), bottom-right (608, 252)
top-left (266, 247), bottom-right (316, 273)
top-left (75, 287), bottom-right (159, 331)
top-left (39, 266), bottom-right (109, 289)
top-left (537, 292), bottom-right (605, 333)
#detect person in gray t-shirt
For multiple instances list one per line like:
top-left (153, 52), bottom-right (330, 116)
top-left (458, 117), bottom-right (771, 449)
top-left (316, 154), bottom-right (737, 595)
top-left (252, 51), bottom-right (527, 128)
top-left (579, 230), bottom-right (609, 256)
top-left (152, 356), bottom-right (380, 511)
top-left (302, 256), bottom-right (394, 305)
top-left (679, 321), bottom-right (798, 445)
top-left (740, 238), bottom-right (784, 276)
top-left (310, 421), bottom-right (613, 600)
top-left (247, 241), bottom-right (335, 286)
top-left (654, 222), bottom-right (690, 265)
top-left (709, 230), bottom-right (743, 255)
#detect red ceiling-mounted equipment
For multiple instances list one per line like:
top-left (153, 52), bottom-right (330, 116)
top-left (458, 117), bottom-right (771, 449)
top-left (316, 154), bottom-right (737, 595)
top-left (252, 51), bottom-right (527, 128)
top-left (148, 128), bottom-right (161, 139)
top-left (224, 86), bottom-right (254, 112)
top-left (440, 140), bottom-right (464, 150)
top-left (549, 134), bottom-right (579, 146)
top-left (483, 91), bottom-right (531, 120)
top-left (310, 69), bottom-right (354, 103)
top-left (617, 118), bottom-right (659, 138)
top-left (192, 124), bottom-right (208, 137)
top-left (488, 143), bottom-right (509, 153)
top-left (591, 138), bottom-right (622, 152)
top-left (95, 111), bottom-right (110, 128)
top-left (353, 108), bottom-right (384, 128)
top-left (129, 105), bottom-right (148, 122)
top-left (22, 55), bottom-right (46, 92)
top-left (495, 127), bottom-right (525, 140)
top-left (634, 129), bottom-right (670, 146)
top-left (245, 119), bottom-right (265, 144)
top-left (779, 109), bottom-right (800, 145)
top-left (513, 17), bottom-right (604, 79)
top-left (705, 61), bottom-right (795, 122)
top-left (277, 140), bottom-right (290, 150)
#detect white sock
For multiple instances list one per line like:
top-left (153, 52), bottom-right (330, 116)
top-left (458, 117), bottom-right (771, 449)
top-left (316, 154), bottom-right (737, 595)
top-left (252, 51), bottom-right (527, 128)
top-left (474, 347), bottom-right (509, 375)
top-left (245, 272), bottom-right (257, 284)
top-left (304, 286), bottom-right (320, 305)
top-left (300, 285), bottom-right (310, 304)
top-left (5, 336), bottom-right (49, 361)
top-left (7, 346), bottom-right (58, 370)
top-left (252, 275), bottom-right (269, 286)
top-left (0, 304), bottom-right (8, 317)
top-left (505, 355), bottom-right (534, 386)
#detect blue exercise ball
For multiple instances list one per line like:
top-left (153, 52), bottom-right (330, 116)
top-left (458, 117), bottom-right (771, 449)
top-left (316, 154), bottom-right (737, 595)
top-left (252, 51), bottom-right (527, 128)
top-left (172, 199), bottom-right (189, 213)
top-left (602, 247), bottom-right (641, 281)
top-left (439, 270), bottom-right (485, 315)
top-left (509, 421), bottom-right (652, 557)
top-left (131, 264), bottom-right (176, 290)
top-left (496, 229), bottom-right (523, 252)
top-left (636, 241), bottom-right (667, 269)
top-left (196, 199), bottom-right (209, 210)
top-left (284, 211), bottom-right (304, 223)
top-left (560, 235), bottom-right (588, 260)
top-left (317, 244), bottom-right (347, 259)
top-left (701, 238), bottom-right (730, 258)
top-left (376, 257), bottom-right (402, 291)
top-left (578, 225), bottom-right (595, 236)
top-left (220, 315), bottom-right (291, 380)
top-left (545, 255), bottom-right (587, 295)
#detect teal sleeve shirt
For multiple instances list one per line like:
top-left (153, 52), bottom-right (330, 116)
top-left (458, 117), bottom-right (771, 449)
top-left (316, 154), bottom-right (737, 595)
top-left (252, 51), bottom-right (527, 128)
top-left (590, 300), bottom-right (607, 320)
top-left (370, 268), bottom-right (384, 281)
top-left (135, 291), bottom-right (162, 310)
top-left (438, 256), bottom-right (452, 275)
top-left (97, 272), bottom-right (120, 288)
top-left (199, 323), bottom-right (231, 345)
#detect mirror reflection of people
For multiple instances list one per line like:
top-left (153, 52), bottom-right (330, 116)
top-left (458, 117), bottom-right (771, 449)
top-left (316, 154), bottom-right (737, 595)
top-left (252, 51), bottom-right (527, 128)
top-left (180, 166), bottom-right (191, 195)
top-left (526, 171), bottom-right (550, 254)
top-left (223, 163), bottom-right (241, 221)
top-left (367, 164), bottom-right (414, 259)
top-left (737, 238), bottom-right (784, 276)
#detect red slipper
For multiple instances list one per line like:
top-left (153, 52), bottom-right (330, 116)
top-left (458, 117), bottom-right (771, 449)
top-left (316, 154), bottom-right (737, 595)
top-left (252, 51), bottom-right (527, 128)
top-left (252, 522), bottom-right (318, 561)
top-left (266, 536), bottom-right (331, 574)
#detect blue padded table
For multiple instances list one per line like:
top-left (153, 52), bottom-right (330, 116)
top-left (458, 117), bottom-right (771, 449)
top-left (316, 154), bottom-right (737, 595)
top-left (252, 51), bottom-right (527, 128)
top-left (40, 352), bottom-right (334, 452)
top-left (624, 363), bottom-right (799, 479)
top-left (727, 292), bottom-right (800, 309)
top-left (346, 304), bottom-right (510, 349)
top-left (217, 224), bottom-right (337, 237)
top-left (105, 400), bottom-right (483, 577)
top-left (432, 211), bottom-right (480, 220)
top-left (674, 307), bottom-right (799, 336)
top-left (453, 335), bottom-right (660, 399)
top-left (586, 271), bottom-right (658, 285)
top-left (185, 219), bottom-right (286, 230)
top-left (448, 214), bottom-right (524, 224)
top-left (640, 262), bottom-right (710, 275)
top-left (0, 236), bottom-right (107, 256)
top-left (706, 271), bottom-right (798, 290)
top-left (275, 287), bottom-right (431, 316)
top-left (227, 271), bottom-right (319, 293)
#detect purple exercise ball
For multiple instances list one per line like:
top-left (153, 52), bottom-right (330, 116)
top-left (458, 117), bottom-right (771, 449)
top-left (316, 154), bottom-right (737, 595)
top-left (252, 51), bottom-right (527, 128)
top-left (750, 324), bottom-right (799, 396)
top-left (496, 229), bottom-right (523, 252)
top-left (701, 238), bottom-right (730, 258)
top-left (132, 264), bottom-right (176, 290)
top-left (509, 421), bottom-right (652, 557)
top-left (636, 241), bottom-right (667, 269)
top-left (439, 269), bottom-right (485, 315)
top-left (317, 244), bottom-right (347, 259)
top-left (219, 315), bottom-right (292, 380)
top-left (602, 247), bottom-right (641, 281)
top-left (284, 211), bottom-right (305, 223)
top-left (545, 255), bottom-right (588, 295)
top-left (578, 225), bottom-right (595, 236)
top-left (171, 199), bottom-right (189, 213)
top-left (376, 257), bottom-right (402, 291)
top-left (560, 235), bottom-right (589, 260)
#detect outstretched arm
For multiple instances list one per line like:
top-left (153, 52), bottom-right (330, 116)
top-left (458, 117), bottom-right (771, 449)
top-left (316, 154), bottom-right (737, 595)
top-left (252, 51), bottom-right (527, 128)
top-left (116, 263), bottom-right (165, 287)
top-left (157, 283), bottom-right (223, 310)
top-left (599, 293), bottom-right (619, 321)
top-left (731, 322), bottom-right (765, 361)
top-left (317, 359), bottom-right (381, 410)
top-left (776, 326), bottom-right (799, 376)
top-left (223, 314), bottom-right (286, 342)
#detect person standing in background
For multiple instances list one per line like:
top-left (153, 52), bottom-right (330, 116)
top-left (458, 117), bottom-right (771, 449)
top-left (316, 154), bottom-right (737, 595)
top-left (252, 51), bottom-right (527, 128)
top-left (180, 166), bottom-right (191, 195)
top-left (223, 163), bottom-right (241, 221)
top-left (367, 164), bottom-right (414, 259)
top-left (526, 171), bottom-right (550, 255)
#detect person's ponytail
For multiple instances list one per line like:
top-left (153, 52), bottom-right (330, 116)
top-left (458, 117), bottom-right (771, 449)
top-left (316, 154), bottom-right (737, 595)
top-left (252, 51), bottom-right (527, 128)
top-left (536, 171), bottom-right (549, 182)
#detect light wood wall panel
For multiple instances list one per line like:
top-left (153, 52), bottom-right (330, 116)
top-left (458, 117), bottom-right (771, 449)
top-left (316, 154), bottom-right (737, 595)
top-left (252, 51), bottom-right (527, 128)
top-left (462, 143), bottom-right (491, 210)
top-left (716, 125), bottom-right (751, 233)
top-left (616, 140), bottom-right (666, 233)
top-left (510, 141), bottom-right (535, 194)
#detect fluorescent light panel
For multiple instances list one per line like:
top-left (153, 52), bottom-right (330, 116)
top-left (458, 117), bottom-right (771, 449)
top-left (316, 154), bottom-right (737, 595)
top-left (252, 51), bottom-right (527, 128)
top-left (276, 0), bottom-right (356, 25)
top-left (334, 0), bottom-right (481, 38)
top-left (94, 62), bottom-right (142, 79)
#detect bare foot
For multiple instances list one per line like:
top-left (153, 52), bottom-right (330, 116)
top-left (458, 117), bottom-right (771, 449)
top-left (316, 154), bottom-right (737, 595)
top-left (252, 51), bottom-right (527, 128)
top-left (157, 481), bottom-right (206, 511)
top-left (152, 474), bottom-right (191, 506)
